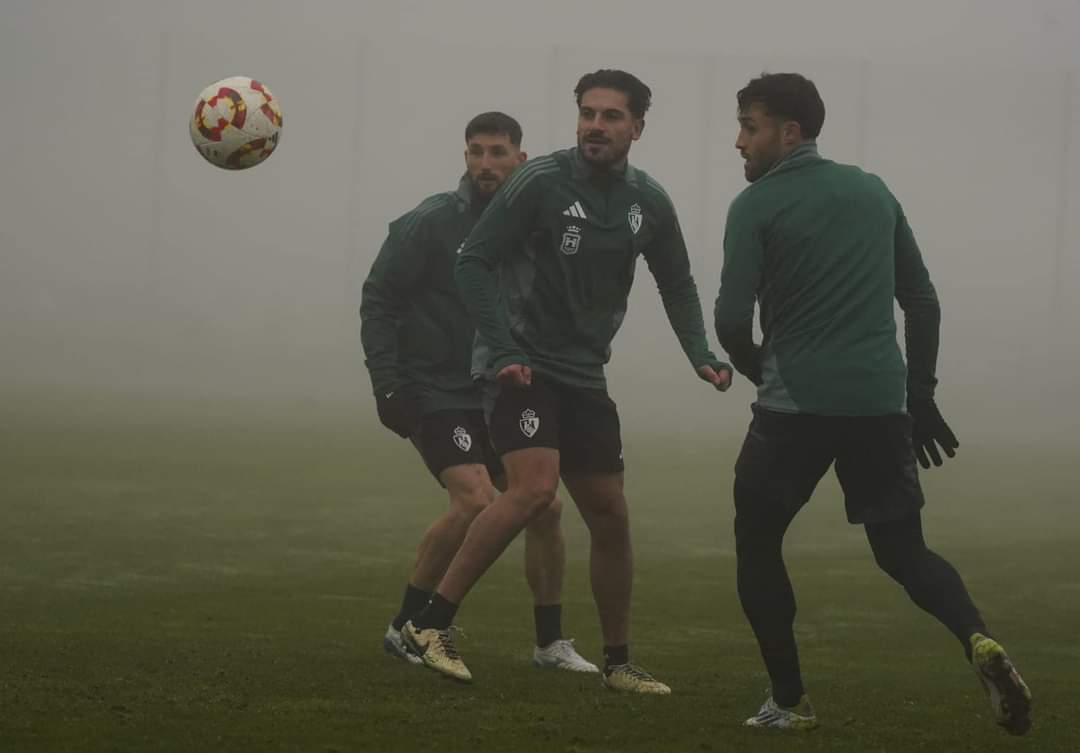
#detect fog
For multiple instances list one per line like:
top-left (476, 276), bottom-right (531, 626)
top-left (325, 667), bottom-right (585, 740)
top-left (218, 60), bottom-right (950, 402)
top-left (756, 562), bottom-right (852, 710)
top-left (2, 0), bottom-right (1079, 442)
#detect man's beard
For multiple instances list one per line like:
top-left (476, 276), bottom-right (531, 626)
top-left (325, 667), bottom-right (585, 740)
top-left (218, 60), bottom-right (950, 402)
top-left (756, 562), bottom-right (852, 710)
top-left (470, 176), bottom-right (498, 206)
top-left (578, 137), bottom-right (630, 169)
top-left (743, 139), bottom-right (785, 183)
top-left (744, 159), bottom-right (763, 183)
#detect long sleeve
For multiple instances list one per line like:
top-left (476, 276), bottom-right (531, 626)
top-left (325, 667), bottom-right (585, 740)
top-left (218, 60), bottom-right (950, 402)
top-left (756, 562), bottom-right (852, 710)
top-left (641, 203), bottom-right (717, 369)
top-left (359, 217), bottom-right (428, 395)
top-left (454, 164), bottom-right (546, 373)
top-left (714, 196), bottom-right (764, 384)
top-left (893, 207), bottom-right (941, 400)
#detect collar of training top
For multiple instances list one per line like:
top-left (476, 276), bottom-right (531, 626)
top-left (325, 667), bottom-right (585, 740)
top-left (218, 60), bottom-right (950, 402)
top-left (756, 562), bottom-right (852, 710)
top-left (455, 173), bottom-right (473, 204)
top-left (456, 173), bottom-right (495, 214)
top-left (569, 147), bottom-right (637, 183)
top-left (763, 141), bottom-right (821, 179)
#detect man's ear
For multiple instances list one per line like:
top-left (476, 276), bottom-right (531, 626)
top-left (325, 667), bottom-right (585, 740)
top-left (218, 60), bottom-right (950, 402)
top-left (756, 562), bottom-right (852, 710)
top-left (782, 120), bottom-right (803, 146)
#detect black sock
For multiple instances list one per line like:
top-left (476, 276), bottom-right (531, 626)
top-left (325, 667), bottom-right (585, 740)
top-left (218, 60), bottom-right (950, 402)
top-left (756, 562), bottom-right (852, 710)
top-left (391, 584), bottom-right (432, 630)
top-left (602, 644), bottom-right (629, 672)
top-left (411, 592), bottom-right (458, 631)
top-left (534, 604), bottom-right (563, 648)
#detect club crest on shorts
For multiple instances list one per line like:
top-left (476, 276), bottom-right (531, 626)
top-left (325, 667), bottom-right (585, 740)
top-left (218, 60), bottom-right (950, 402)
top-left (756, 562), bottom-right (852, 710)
top-left (519, 408), bottom-right (540, 438)
top-left (560, 225), bottom-right (582, 255)
top-left (452, 426), bottom-right (472, 452)
top-left (628, 203), bottom-right (642, 235)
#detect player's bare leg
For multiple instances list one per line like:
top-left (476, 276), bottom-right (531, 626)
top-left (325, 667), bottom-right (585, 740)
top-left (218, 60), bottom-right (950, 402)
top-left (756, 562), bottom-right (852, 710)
top-left (562, 471), bottom-right (668, 693)
top-left (560, 471), bottom-right (630, 645)
top-left (523, 492), bottom-right (564, 606)
top-left (484, 471), bottom-right (566, 606)
top-left (403, 447), bottom-right (561, 680)
top-left (435, 447), bottom-right (560, 604)
top-left (410, 464), bottom-right (495, 590)
top-left (384, 463), bottom-right (493, 663)
top-left (520, 488), bottom-right (597, 672)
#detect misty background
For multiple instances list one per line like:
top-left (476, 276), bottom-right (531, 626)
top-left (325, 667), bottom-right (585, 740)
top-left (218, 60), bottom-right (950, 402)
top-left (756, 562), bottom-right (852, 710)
top-left (2, 0), bottom-right (1079, 444)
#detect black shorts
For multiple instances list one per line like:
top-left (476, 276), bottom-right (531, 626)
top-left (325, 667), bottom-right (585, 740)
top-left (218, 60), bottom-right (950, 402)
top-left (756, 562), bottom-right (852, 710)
top-left (734, 403), bottom-right (924, 525)
top-left (482, 375), bottom-right (624, 474)
top-left (410, 410), bottom-right (501, 485)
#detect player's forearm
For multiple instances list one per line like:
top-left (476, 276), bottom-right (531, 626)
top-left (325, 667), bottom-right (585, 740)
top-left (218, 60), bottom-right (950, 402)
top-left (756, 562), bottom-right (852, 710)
top-left (454, 252), bottom-right (528, 371)
top-left (359, 281), bottom-right (404, 394)
top-left (360, 331), bottom-right (399, 396)
top-left (903, 299), bottom-right (941, 401)
top-left (718, 338), bottom-right (761, 384)
top-left (715, 304), bottom-right (761, 385)
top-left (716, 215), bottom-right (765, 382)
top-left (658, 281), bottom-right (716, 367)
top-left (893, 208), bottom-right (941, 399)
top-left (895, 259), bottom-right (941, 400)
top-left (359, 318), bottom-right (400, 395)
top-left (362, 350), bottom-right (399, 396)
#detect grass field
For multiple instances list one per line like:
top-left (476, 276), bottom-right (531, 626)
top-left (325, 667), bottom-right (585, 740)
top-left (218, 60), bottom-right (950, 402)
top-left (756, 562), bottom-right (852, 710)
top-left (1, 391), bottom-right (1076, 752)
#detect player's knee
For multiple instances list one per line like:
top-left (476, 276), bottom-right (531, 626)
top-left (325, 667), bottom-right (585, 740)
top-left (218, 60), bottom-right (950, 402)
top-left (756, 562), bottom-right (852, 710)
top-left (449, 483), bottom-right (494, 520)
top-left (867, 523), bottom-right (920, 583)
top-left (513, 478), bottom-right (559, 520)
top-left (581, 492), bottom-right (628, 529)
top-left (734, 497), bottom-right (790, 557)
top-left (870, 542), bottom-right (908, 582)
top-left (530, 494), bottom-right (563, 530)
top-left (735, 518), bottom-right (780, 559)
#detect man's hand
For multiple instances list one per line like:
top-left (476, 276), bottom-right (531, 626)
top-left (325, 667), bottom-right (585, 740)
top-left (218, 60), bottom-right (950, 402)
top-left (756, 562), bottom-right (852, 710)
top-left (697, 361), bottom-right (733, 391)
top-left (496, 363), bottom-right (532, 387)
top-left (908, 397), bottom-right (959, 469)
top-left (375, 390), bottom-right (421, 438)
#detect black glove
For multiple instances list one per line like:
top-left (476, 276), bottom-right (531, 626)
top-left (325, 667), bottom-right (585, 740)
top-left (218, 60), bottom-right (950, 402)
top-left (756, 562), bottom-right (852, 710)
top-left (375, 390), bottom-right (420, 439)
top-left (908, 398), bottom-right (958, 469)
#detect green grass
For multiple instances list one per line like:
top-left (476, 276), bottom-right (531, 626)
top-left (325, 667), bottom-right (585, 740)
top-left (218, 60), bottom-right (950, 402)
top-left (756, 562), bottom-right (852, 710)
top-left (1, 391), bottom-right (1076, 752)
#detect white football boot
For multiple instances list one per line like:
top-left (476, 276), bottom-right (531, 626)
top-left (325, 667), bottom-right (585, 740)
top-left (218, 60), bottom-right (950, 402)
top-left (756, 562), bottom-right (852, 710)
top-left (382, 623), bottom-right (422, 665)
top-left (531, 638), bottom-right (599, 673)
top-left (744, 690), bottom-right (818, 730)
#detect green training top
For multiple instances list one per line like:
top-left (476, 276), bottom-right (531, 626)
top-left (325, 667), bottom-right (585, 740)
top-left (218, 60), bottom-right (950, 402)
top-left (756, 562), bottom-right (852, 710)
top-left (714, 143), bottom-right (941, 416)
top-left (359, 176), bottom-right (484, 415)
top-left (456, 148), bottom-right (718, 390)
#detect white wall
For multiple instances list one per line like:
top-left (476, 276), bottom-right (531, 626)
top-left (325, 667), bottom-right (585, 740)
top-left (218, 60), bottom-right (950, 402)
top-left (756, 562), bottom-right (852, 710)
top-left (1, 0), bottom-right (1077, 440)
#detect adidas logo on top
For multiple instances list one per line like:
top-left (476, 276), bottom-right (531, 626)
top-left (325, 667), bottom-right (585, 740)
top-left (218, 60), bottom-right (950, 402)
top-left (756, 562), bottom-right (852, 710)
top-left (562, 200), bottom-right (587, 219)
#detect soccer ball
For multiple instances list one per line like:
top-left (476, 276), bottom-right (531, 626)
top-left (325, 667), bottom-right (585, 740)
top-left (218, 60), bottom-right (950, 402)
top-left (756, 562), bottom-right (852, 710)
top-left (189, 76), bottom-right (282, 170)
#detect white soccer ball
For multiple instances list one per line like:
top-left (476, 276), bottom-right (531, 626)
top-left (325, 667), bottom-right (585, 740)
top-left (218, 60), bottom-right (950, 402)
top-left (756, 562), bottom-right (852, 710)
top-left (189, 76), bottom-right (282, 170)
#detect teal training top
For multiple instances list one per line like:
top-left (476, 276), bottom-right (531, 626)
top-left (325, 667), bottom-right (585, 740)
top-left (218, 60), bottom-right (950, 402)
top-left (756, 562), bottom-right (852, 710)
top-left (456, 148), bottom-right (718, 389)
top-left (714, 143), bottom-right (940, 416)
top-left (359, 176), bottom-right (484, 415)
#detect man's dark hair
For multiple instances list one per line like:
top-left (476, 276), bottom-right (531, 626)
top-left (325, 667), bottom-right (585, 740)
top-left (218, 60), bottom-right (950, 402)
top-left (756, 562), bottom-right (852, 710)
top-left (574, 69), bottom-right (652, 119)
top-left (465, 111), bottom-right (523, 146)
top-left (737, 73), bottom-right (825, 140)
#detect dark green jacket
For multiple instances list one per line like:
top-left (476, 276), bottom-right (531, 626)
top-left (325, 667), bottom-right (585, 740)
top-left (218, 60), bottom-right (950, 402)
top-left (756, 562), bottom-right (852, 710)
top-left (714, 143), bottom-right (940, 416)
top-left (456, 148), bottom-right (718, 389)
top-left (360, 177), bottom-right (483, 415)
